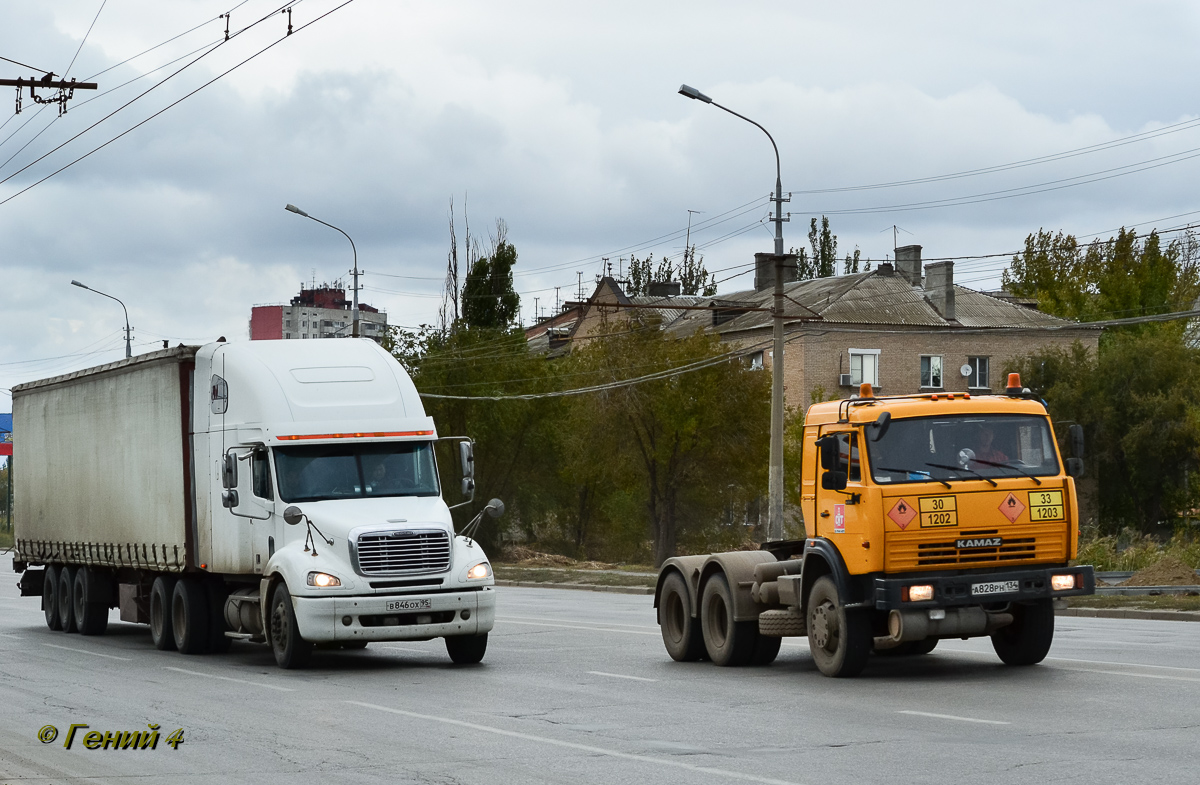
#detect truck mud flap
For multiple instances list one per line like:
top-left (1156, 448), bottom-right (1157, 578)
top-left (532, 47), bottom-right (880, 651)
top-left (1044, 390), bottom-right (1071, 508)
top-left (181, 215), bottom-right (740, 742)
top-left (19, 568), bottom-right (45, 597)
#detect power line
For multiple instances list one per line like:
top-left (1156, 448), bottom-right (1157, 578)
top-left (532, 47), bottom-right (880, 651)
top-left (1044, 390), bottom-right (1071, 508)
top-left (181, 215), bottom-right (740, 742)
top-left (63, 0), bottom-right (108, 79)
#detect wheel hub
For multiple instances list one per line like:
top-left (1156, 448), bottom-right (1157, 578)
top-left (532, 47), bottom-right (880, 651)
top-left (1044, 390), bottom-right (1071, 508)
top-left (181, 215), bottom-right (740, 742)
top-left (811, 601), bottom-right (839, 650)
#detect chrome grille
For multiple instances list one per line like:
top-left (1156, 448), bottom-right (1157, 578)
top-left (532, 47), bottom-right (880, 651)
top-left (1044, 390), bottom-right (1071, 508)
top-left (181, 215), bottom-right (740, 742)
top-left (354, 529), bottom-right (450, 575)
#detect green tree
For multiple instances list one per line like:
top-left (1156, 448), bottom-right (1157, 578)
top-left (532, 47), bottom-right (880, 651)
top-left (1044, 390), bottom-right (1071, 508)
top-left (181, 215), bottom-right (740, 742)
top-left (461, 238), bottom-right (520, 329)
top-left (626, 248), bottom-right (716, 296)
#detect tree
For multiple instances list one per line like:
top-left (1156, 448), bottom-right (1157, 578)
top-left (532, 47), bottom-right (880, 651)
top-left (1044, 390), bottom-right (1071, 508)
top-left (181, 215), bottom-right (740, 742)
top-left (789, 215), bottom-right (843, 280)
top-left (626, 247), bottom-right (716, 297)
top-left (461, 221), bottom-right (520, 329)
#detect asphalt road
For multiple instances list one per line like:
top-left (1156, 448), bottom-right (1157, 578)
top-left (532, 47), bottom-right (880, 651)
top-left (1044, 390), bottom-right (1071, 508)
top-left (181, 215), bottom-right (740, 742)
top-left (2, 555), bottom-right (1198, 785)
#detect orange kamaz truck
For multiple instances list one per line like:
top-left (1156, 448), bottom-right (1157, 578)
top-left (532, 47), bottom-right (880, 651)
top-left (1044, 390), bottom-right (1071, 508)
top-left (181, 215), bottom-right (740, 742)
top-left (654, 373), bottom-right (1094, 677)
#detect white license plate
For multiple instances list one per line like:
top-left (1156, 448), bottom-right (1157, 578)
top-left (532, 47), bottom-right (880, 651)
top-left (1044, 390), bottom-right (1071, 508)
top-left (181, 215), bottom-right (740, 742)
top-left (385, 598), bottom-right (432, 612)
top-left (972, 580), bottom-right (1019, 596)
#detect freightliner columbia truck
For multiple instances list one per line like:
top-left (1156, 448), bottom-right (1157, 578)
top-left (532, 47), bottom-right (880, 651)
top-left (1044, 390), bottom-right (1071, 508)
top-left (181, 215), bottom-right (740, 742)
top-left (655, 376), bottom-right (1095, 677)
top-left (11, 339), bottom-right (498, 668)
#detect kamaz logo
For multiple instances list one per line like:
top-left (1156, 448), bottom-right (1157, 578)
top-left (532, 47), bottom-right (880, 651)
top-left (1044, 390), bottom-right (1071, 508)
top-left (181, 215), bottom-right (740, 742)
top-left (956, 537), bottom-right (1002, 549)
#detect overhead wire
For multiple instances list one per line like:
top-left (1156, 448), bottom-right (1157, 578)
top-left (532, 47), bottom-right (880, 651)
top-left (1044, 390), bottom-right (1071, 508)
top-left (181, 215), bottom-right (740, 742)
top-left (62, 0), bottom-right (108, 79)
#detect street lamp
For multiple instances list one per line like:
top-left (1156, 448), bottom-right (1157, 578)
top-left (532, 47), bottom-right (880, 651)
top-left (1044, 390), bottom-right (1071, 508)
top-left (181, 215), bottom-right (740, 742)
top-left (284, 203), bottom-right (361, 338)
top-left (679, 83), bottom-right (790, 541)
top-left (71, 279), bottom-right (132, 358)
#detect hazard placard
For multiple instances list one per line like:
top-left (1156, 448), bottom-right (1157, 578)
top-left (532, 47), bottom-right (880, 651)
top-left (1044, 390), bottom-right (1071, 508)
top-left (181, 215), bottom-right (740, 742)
top-left (887, 498), bottom-right (917, 530)
top-left (999, 492), bottom-right (1026, 523)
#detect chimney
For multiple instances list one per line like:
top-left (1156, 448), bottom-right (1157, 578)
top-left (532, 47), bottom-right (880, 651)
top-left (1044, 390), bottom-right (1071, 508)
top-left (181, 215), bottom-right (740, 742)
top-left (648, 281), bottom-right (681, 297)
top-left (876, 262), bottom-right (894, 276)
top-left (894, 244), bottom-right (922, 286)
top-left (924, 260), bottom-right (955, 321)
top-left (753, 253), bottom-right (799, 292)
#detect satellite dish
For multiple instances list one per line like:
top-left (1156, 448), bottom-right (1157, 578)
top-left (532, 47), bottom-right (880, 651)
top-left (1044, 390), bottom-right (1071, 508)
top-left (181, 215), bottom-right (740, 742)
top-left (959, 364), bottom-right (973, 377)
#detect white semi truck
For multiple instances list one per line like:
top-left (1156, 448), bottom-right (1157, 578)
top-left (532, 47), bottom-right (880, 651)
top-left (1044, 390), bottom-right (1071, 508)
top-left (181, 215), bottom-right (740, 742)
top-left (11, 339), bottom-right (498, 668)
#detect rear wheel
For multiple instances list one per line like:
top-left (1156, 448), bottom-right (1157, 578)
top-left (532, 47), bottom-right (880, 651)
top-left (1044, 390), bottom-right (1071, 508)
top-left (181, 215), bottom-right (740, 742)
top-left (445, 633), bottom-right (488, 664)
top-left (172, 578), bottom-right (211, 654)
top-left (269, 583), bottom-right (312, 669)
top-left (74, 567), bottom-right (110, 636)
top-left (991, 599), bottom-right (1054, 666)
top-left (659, 571), bottom-right (704, 662)
top-left (750, 633), bottom-right (782, 666)
top-left (806, 576), bottom-right (871, 677)
top-left (43, 564), bottom-right (63, 631)
top-left (57, 566), bottom-right (78, 633)
top-left (700, 574), bottom-right (756, 667)
top-left (150, 575), bottom-right (178, 651)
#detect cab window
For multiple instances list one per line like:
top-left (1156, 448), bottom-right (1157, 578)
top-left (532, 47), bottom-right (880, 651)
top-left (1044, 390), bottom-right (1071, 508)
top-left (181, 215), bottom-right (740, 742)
top-left (252, 449), bottom-right (274, 500)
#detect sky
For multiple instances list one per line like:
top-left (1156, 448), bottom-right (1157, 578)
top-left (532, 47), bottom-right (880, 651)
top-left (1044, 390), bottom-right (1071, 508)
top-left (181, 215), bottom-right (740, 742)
top-left (2, 0), bottom-right (1200, 411)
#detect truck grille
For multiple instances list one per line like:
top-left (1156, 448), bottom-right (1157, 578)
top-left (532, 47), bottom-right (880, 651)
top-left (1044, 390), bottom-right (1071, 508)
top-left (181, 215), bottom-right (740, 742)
top-left (885, 523), bottom-right (1067, 572)
top-left (354, 530), bottom-right (451, 575)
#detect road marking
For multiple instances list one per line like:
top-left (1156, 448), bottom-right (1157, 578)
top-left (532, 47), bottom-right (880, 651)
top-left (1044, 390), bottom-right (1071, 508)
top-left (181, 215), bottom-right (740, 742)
top-left (939, 648), bottom-right (1200, 682)
top-left (898, 710), bottom-right (1009, 725)
top-left (587, 671), bottom-right (657, 682)
top-left (378, 645), bottom-right (431, 654)
top-left (0, 633), bottom-right (22, 639)
top-left (500, 614), bottom-right (659, 630)
top-left (348, 701), bottom-right (805, 785)
top-left (164, 666), bottom-right (295, 692)
top-left (498, 619), bottom-right (659, 636)
top-left (42, 643), bottom-right (131, 661)
top-left (1046, 656), bottom-right (1200, 674)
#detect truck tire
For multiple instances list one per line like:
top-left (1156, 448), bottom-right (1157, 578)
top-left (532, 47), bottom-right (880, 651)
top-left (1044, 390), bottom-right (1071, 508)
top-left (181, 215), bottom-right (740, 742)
top-left (750, 633), bottom-right (782, 666)
top-left (445, 633), bottom-right (488, 664)
top-left (806, 576), bottom-right (871, 677)
top-left (74, 567), bottom-right (110, 636)
top-left (172, 578), bottom-right (211, 654)
top-left (205, 581), bottom-right (232, 654)
top-left (700, 573), bottom-right (756, 666)
top-left (269, 583), bottom-right (312, 669)
top-left (58, 566), bottom-right (79, 633)
top-left (43, 564), bottom-right (63, 631)
top-left (150, 575), bottom-right (178, 651)
top-left (991, 599), bottom-right (1054, 666)
top-left (659, 571), bottom-right (705, 662)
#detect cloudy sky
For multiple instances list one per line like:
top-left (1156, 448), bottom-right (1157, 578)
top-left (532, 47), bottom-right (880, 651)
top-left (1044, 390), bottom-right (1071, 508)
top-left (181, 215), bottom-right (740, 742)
top-left (2, 0), bottom-right (1200, 410)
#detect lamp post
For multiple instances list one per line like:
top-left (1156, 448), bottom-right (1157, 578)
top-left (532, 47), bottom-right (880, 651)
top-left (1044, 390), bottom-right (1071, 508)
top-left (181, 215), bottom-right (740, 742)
top-left (678, 83), bottom-right (789, 541)
top-left (71, 279), bottom-right (132, 358)
top-left (284, 204), bottom-right (360, 338)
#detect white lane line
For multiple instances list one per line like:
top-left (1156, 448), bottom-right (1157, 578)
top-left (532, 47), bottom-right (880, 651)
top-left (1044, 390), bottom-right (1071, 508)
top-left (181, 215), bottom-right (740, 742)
top-left (1046, 656), bottom-right (1200, 674)
top-left (939, 648), bottom-right (1200, 681)
top-left (164, 667), bottom-right (295, 692)
top-left (898, 710), bottom-right (1009, 726)
top-left (348, 701), bottom-right (804, 785)
top-left (378, 645), bottom-right (431, 654)
top-left (0, 633), bottom-right (22, 639)
top-left (587, 671), bottom-right (657, 682)
top-left (42, 643), bottom-right (132, 661)
top-left (500, 614), bottom-right (659, 630)
top-left (497, 619), bottom-right (658, 636)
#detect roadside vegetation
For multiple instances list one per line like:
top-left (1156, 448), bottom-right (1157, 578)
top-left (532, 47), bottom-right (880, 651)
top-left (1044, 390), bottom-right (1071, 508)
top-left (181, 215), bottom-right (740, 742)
top-left (1077, 527), bottom-right (1200, 572)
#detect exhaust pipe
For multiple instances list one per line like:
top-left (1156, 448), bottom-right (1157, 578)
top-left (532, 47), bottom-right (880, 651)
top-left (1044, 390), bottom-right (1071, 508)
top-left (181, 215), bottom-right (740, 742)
top-left (873, 607), bottom-right (1013, 649)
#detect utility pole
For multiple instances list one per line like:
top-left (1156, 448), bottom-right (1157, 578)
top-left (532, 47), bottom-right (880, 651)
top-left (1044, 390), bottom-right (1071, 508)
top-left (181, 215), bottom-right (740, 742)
top-left (1, 72), bottom-right (98, 116)
top-left (576, 271), bottom-right (584, 301)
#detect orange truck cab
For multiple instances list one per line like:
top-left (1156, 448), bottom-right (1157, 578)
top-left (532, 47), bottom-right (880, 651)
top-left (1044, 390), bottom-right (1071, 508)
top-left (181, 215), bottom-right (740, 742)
top-left (654, 374), bottom-right (1095, 677)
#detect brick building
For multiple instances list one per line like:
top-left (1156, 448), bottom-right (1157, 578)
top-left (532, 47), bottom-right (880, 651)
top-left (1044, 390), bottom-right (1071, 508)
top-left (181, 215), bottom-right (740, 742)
top-left (544, 246), bottom-right (1100, 407)
top-left (250, 285), bottom-right (387, 342)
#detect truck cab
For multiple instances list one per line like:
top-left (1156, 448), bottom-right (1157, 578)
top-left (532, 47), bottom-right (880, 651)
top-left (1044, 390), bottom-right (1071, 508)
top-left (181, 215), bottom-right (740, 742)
top-left (654, 375), bottom-right (1094, 677)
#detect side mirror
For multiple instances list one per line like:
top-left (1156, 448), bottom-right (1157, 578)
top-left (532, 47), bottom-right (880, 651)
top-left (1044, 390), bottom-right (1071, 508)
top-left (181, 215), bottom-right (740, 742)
top-left (460, 441), bottom-right (475, 479)
top-left (485, 498), bottom-right (505, 519)
top-left (221, 454), bottom-right (238, 489)
top-left (868, 411), bottom-right (891, 442)
top-left (221, 489), bottom-right (239, 508)
top-left (1069, 424), bottom-right (1085, 459)
top-left (1066, 457), bottom-right (1085, 478)
top-left (816, 435), bottom-right (838, 470)
top-left (283, 505), bottom-right (304, 526)
top-left (821, 471), bottom-right (848, 491)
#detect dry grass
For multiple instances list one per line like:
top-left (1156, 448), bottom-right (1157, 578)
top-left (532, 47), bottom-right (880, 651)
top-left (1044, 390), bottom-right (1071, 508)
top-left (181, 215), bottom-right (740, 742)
top-left (1077, 529), bottom-right (1200, 572)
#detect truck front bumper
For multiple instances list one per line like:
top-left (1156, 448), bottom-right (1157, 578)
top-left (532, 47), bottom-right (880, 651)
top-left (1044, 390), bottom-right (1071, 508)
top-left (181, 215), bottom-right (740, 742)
top-left (292, 586), bottom-right (496, 643)
top-left (873, 565), bottom-right (1094, 611)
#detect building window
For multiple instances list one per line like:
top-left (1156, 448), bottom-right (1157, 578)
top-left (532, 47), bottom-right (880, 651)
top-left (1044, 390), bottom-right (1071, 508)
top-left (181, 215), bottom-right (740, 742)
top-left (302, 320), bottom-right (308, 327)
top-left (285, 332), bottom-right (292, 339)
top-left (967, 356), bottom-right (989, 389)
top-left (748, 351), bottom-right (764, 371)
top-left (920, 355), bottom-right (943, 388)
top-left (849, 349), bottom-right (880, 387)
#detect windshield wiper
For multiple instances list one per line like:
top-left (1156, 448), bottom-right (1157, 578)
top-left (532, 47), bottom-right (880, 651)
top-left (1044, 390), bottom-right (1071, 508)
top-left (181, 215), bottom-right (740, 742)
top-left (971, 458), bottom-right (1043, 485)
top-left (925, 462), bottom-right (998, 487)
top-left (875, 466), bottom-right (952, 489)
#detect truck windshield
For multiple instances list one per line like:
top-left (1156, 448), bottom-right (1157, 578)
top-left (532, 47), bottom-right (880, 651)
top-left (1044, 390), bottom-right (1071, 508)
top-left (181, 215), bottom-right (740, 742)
top-left (866, 414), bottom-right (1060, 485)
top-left (274, 441), bottom-right (439, 502)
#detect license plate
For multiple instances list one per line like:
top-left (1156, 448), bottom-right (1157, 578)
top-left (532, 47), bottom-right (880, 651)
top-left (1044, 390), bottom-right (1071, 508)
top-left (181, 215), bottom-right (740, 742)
top-left (972, 580), bottom-right (1019, 596)
top-left (385, 598), bottom-right (432, 612)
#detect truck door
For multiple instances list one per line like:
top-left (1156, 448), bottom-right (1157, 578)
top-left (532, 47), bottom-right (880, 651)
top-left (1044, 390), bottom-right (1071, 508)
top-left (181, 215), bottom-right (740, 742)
top-left (815, 427), bottom-right (872, 566)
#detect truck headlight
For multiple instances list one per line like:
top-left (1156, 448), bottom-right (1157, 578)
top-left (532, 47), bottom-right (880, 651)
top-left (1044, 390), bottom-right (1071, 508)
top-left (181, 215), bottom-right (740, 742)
top-left (467, 563), bottom-right (492, 580)
top-left (307, 571), bottom-right (341, 587)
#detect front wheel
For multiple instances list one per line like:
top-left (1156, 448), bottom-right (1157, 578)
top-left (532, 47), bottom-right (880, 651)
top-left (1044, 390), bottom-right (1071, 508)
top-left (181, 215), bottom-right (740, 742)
top-left (991, 599), bottom-right (1054, 666)
top-left (445, 633), bottom-right (487, 664)
top-left (269, 583), bottom-right (312, 669)
top-left (659, 571), bottom-right (704, 662)
top-left (806, 576), bottom-right (871, 677)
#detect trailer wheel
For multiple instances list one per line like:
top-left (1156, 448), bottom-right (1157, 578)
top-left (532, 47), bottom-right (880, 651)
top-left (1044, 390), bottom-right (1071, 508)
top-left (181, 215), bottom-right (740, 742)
top-left (659, 571), bottom-right (705, 662)
top-left (172, 578), bottom-right (211, 654)
top-left (74, 568), bottom-right (109, 637)
top-left (270, 583), bottom-right (312, 669)
top-left (700, 573), bottom-right (756, 666)
top-left (991, 599), bottom-right (1054, 666)
top-left (43, 564), bottom-right (63, 631)
top-left (57, 566), bottom-right (79, 633)
top-left (806, 576), bottom-right (870, 677)
top-left (205, 581), bottom-right (232, 654)
top-left (445, 633), bottom-right (488, 664)
top-left (150, 575), bottom-right (178, 651)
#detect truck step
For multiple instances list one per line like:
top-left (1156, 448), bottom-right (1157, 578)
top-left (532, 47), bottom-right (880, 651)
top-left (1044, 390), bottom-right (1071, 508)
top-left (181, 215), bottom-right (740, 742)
top-left (758, 608), bottom-right (806, 637)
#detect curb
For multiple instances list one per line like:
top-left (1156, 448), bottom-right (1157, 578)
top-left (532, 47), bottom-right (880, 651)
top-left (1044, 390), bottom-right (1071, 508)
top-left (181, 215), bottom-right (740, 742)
top-left (495, 579), bottom-right (654, 596)
top-left (1057, 607), bottom-right (1200, 622)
